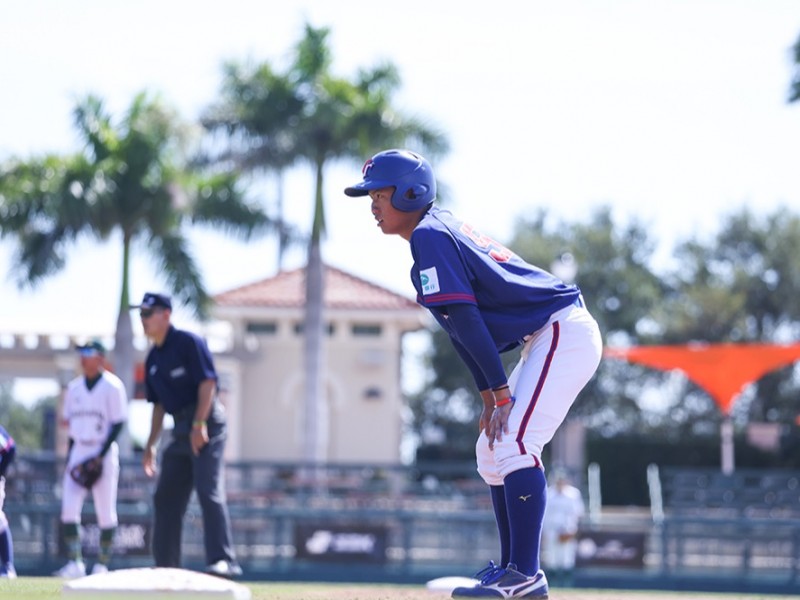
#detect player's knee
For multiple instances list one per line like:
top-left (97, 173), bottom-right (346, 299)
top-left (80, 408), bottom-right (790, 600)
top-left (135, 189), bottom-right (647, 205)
top-left (496, 452), bottom-right (544, 480)
top-left (475, 436), bottom-right (503, 486)
top-left (477, 463), bottom-right (504, 486)
top-left (476, 453), bottom-right (503, 486)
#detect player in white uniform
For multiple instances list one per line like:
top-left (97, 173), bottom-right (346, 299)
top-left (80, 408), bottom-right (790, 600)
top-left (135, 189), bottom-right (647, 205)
top-left (55, 340), bottom-right (128, 578)
top-left (542, 472), bottom-right (585, 587)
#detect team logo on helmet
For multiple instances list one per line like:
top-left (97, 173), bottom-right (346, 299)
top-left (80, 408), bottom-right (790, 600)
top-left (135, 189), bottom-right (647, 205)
top-left (362, 159), bottom-right (374, 177)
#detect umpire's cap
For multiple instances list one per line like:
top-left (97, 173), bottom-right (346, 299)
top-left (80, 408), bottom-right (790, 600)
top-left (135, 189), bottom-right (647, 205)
top-left (76, 338), bottom-right (106, 355)
top-left (131, 292), bottom-right (172, 311)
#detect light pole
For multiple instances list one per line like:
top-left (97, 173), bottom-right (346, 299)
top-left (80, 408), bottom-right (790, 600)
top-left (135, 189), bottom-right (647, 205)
top-left (720, 415), bottom-right (735, 475)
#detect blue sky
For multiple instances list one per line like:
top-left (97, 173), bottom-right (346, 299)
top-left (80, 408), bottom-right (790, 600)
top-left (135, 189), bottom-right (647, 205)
top-left (1, 0), bottom-right (800, 340)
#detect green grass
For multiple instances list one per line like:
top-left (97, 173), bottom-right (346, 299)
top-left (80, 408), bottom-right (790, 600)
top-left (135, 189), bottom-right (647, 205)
top-left (0, 577), bottom-right (785, 600)
top-left (2, 578), bottom-right (438, 599)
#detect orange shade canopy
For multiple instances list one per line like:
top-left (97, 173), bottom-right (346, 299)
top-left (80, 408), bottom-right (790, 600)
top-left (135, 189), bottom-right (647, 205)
top-left (604, 343), bottom-right (800, 415)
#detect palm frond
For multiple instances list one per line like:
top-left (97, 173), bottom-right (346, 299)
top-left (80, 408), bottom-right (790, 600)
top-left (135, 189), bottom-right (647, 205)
top-left (148, 233), bottom-right (211, 319)
top-left (13, 227), bottom-right (68, 288)
top-left (190, 172), bottom-right (279, 240)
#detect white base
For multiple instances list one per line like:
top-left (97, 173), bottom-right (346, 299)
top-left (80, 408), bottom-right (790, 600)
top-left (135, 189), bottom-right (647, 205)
top-left (62, 567), bottom-right (251, 599)
top-left (425, 576), bottom-right (480, 593)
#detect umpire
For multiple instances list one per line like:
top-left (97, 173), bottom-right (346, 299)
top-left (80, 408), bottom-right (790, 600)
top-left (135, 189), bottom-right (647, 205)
top-left (135, 292), bottom-right (241, 578)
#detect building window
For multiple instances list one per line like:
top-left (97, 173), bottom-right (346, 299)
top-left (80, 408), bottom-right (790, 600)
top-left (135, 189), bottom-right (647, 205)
top-left (352, 324), bottom-right (382, 337)
top-left (246, 321), bottom-right (277, 335)
top-left (294, 322), bottom-right (335, 335)
top-left (363, 386), bottom-right (383, 400)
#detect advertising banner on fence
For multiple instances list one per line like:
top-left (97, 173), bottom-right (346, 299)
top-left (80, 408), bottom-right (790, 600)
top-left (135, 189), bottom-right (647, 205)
top-left (57, 517), bottom-right (151, 558)
top-left (294, 523), bottom-right (388, 564)
top-left (575, 530), bottom-right (646, 569)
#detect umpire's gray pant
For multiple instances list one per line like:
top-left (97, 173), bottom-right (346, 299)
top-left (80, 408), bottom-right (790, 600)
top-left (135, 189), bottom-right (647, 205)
top-left (152, 418), bottom-right (236, 567)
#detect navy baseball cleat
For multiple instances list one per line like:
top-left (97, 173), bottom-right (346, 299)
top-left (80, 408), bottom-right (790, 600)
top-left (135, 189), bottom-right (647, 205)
top-left (451, 563), bottom-right (549, 598)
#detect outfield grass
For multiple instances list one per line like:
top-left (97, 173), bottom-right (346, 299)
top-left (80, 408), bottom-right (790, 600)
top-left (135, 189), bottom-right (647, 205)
top-left (0, 577), bottom-right (785, 600)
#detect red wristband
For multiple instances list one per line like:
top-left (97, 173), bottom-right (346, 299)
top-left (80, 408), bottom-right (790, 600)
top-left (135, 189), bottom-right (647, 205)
top-left (494, 396), bottom-right (515, 408)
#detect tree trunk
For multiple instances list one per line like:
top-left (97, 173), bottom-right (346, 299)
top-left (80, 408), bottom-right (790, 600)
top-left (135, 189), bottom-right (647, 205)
top-left (113, 232), bottom-right (135, 456)
top-left (113, 309), bottom-right (135, 456)
top-left (276, 169), bottom-right (288, 272)
top-left (302, 160), bottom-right (328, 465)
top-left (303, 239), bottom-right (327, 464)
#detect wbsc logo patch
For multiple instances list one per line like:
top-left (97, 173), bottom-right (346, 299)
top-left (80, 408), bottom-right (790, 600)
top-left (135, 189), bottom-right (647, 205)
top-left (420, 267), bottom-right (440, 295)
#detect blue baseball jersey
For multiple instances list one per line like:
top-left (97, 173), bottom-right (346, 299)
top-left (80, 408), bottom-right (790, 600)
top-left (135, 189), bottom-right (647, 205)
top-left (144, 326), bottom-right (218, 416)
top-left (0, 425), bottom-right (13, 454)
top-left (0, 424), bottom-right (15, 478)
top-left (410, 206), bottom-right (580, 354)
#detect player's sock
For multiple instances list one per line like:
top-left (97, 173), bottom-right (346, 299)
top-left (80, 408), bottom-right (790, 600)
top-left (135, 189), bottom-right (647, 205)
top-left (98, 527), bottom-right (115, 565)
top-left (489, 485), bottom-right (511, 567)
top-left (63, 522), bottom-right (82, 562)
top-left (503, 466), bottom-right (546, 576)
top-left (0, 528), bottom-right (12, 565)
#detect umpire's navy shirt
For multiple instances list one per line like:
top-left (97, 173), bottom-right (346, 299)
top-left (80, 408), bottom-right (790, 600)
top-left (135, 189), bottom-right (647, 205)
top-left (144, 325), bottom-right (218, 416)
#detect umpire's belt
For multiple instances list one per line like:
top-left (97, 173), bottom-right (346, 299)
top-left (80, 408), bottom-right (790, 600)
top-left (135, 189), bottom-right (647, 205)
top-left (171, 403), bottom-right (199, 436)
top-left (171, 403), bottom-right (198, 422)
top-left (171, 399), bottom-right (222, 435)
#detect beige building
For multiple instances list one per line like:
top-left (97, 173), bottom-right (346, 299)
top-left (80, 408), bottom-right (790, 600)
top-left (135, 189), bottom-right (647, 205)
top-left (212, 265), bottom-right (427, 463)
top-left (0, 265), bottom-right (427, 464)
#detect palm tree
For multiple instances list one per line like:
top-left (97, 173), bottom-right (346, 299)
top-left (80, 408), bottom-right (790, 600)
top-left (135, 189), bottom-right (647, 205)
top-left (0, 92), bottom-right (278, 446)
top-left (202, 23), bottom-right (449, 463)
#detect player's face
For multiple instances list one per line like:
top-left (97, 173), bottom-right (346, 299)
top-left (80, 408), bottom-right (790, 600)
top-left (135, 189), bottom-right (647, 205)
top-left (368, 186), bottom-right (421, 241)
top-left (78, 350), bottom-right (104, 377)
top-left (140, 307), bottom-right (170, 340)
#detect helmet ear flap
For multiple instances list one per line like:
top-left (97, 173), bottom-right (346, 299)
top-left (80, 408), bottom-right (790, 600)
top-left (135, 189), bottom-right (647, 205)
top-left (405, 184), bottom-right (428, 200)
top-left (356, 149), bottom-right (435, 211)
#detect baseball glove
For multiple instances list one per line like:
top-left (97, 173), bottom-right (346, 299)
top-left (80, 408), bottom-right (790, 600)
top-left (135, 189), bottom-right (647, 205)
top-left (70, 457), bottom-right (103, 489)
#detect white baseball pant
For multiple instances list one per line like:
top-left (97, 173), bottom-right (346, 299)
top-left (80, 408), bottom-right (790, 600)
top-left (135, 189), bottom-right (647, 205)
top-left (61, 442), bottom-right (120, 529)
top-left (476, 303), bottom-right (602, 485)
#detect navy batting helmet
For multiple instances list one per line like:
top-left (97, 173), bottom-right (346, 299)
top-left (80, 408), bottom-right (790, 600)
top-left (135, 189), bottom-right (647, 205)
top-left (344, 149), bottom-right (436, 212)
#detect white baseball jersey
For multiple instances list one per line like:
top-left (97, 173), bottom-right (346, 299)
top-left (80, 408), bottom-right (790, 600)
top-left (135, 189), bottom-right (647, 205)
top-left (62, 371), bottom-right (127, 528)
top-left (544, 484), bottom-right (585, 536)
top-left (64, 371), bottom-right (128, 444)
top-left (542, 483), bottom-right (585, 569)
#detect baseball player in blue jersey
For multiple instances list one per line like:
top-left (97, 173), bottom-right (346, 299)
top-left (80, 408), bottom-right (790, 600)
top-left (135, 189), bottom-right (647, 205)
top-left (345, 150), bottom-right (602, 599)
top-left (0, 424), bottom-right (16, 578)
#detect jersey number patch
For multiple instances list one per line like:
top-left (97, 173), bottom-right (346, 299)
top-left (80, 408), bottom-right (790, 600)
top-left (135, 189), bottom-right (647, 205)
top-left (460, 224), bottom-right (513, 263)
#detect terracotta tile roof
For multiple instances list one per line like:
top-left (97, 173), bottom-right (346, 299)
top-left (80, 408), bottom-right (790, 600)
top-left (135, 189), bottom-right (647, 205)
top-left (214, 265), bottom-right (421, 311)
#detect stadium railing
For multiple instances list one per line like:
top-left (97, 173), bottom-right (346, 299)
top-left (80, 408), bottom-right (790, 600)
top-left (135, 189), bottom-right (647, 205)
top-left (5, 456), bottom-right (800, 594)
